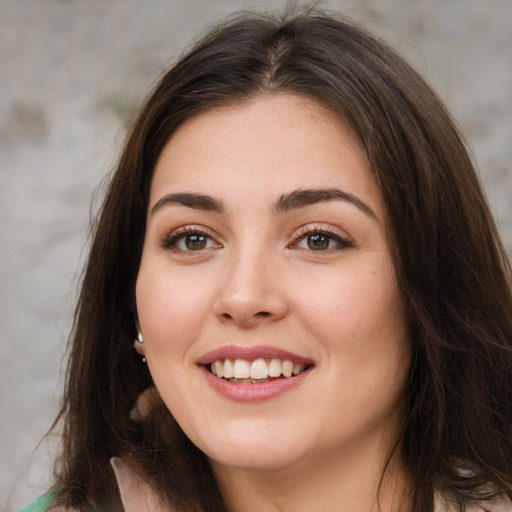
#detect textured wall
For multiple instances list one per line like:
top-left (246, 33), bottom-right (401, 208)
top-left (1, 0), bottom-right (511, 510)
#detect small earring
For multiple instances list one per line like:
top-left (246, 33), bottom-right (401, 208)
top-left (136, 332), bottom-right (144, 344)
top-left (142, 356), bottom-right (146, 364)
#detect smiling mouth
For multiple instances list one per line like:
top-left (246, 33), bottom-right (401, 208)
top-left (208, 357), bottom-right (312, 383)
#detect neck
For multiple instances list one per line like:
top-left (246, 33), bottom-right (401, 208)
top-left (211, 435), bottom-right (412, 512)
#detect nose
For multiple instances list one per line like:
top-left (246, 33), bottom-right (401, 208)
top-left (213, 247), bottom-right (288, 328)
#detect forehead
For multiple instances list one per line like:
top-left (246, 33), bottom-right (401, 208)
top-left (150, 94), bottom-right (382, 217)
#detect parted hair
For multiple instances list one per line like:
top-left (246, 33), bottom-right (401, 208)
top-left (53, 8), bottom-right (512, 512)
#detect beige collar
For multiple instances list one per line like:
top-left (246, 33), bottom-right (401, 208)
top-left (434, 490), bottom-right (512, 512)
top-left (110, 456), bottom-right (512, 512)
top-left (110, 457), bottom-right (176, 512)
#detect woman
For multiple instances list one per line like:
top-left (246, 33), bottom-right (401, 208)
top-left (20, 8), bottom-right (512, 512)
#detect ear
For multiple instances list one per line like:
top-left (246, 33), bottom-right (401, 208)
top-left (133, 315), bottom-right (144, 356)
top-left (134, 315), bottom-right (141, 334)
top-left (133, 338), bottom-right (146, 357)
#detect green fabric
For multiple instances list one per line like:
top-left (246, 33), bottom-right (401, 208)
top-left (17, 491), bottom-right (55, 512)
top-left (17, 491), bottom-right (120, 512)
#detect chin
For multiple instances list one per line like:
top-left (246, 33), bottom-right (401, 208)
top-left (190, 422), bottom-right (309, 472)
top-left (207, 444), bottom-right (306, 473)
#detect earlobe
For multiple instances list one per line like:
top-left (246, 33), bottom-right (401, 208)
top-left (133, 333), bottom-right (146, 357)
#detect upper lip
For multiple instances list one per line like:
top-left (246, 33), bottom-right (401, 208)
top-left (197, 345), bottom-right (314, 366)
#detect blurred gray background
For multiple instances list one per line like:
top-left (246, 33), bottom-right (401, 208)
top-left (1, 0), bottom-right (511, 510)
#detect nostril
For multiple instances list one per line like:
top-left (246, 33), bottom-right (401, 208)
top-left (220, 310), bottom-right (271, 323)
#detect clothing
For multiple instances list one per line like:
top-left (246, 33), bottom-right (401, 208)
top-left (17, 488), bottom-right (115, 512)
top-left (17, 492), bottom-right (54, 512)
top-left (434, 493), bottom-right (512, 512)
top-left (17, 458), bottom-right (174, 512)
top-left (18, 459), bottom-right (512, 512)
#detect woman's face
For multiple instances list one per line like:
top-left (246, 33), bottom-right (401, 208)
top-left (136, 94), bottom-right (411, 474)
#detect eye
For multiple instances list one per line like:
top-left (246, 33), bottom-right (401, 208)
top-left (292, 227), bottom-right (353, 252)
top-left (161, 227), bottom-right (220, 252)
top-left (177, 233), bottom-right (212, 251)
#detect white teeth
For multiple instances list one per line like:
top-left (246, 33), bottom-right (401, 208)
top-left (214, 360), bottom-right (224, 377)
top-left (223, 359), bottom-right (234, 378)
top-left (293, 363), bottom-right (305, 375)
top-left (250, 358), bottom-right (269, 379)
top-left (282, 360), bottom-right (293, 378)
top-left (233, 359), bottom-right (251, 379)
top-left (210, 357), bottom-right (308, 380)
top-left (268, 358), bottom-right (282, 377)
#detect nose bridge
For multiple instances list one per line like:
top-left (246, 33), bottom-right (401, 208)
top-left (214, 240), bottom-right (286, 326)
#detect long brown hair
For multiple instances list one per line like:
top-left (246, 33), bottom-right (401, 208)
top-left (53, 8), bottom-right (512, 511)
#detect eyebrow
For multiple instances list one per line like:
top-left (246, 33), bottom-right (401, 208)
top-left (150, 188), bottom-right (376, 219)
top-left (273, 188), bottom-right (377, 219)
top-left (151, 192), bottom-right (224, 215)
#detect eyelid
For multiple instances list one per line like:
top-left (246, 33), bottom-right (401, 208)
top-left (289, 224), bottom-right (354, 251)
top-left (159, 223), bottom-right (352, 253)
top-left (160, 225), bottom-right (221, 251)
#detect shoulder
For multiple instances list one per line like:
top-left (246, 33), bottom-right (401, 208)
top-left (435, 491), bottom-right (512, 512)
top-left (17, 492), bottom-right (57, 512)
top-left (17, 490), bottom-right (113, 512)
top-left (478, 494), bottom-right (512, 512)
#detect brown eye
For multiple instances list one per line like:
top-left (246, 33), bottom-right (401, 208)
top-left (293, 229), bottom-right (353, 252)
top-left (307, 234), bottom-right (330, 250)
top-left (184, 234), bottom-right (208, 250)
top-left (161, 229), bottom-right (219, 252)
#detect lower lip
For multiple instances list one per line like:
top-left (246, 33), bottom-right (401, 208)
top-left (200, 366), bottom-right (312, 402)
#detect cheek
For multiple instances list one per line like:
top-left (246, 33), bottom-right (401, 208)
top-left (294, 260), bottom-right (410, 394)
top-left (135, 265), bottom-right (212, 353)
top-left (298, 265), bottom-right (404, 342)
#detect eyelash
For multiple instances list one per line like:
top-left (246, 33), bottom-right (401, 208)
top-left (160, 226), bottom-right (218, 252)
top-left (160, 225), bottom-right (353, 253)
top-left (291, 225), bottom-right (354, 252)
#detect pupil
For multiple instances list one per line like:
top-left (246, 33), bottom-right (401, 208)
top-left (308, 234), bottom-right (329, 250)
top-left (186, 235), bottom-right (207, 250)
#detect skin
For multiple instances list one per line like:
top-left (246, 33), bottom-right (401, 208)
top-left (135, 94), bottom-right (412, 512)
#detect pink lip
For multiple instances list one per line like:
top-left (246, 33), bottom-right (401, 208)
top-left (197, 345), bottom-right (314, 403)
top-left (197, 345), bottom-right (314, 365)
top-left (200, 365), bottom-right (313, 403)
